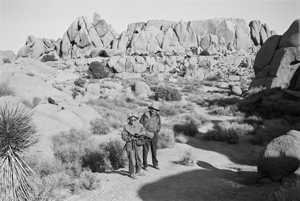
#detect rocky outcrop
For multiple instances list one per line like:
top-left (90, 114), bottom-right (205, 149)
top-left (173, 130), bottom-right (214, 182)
top-left (257, 130), bottom-right (300, 182)
top-left (250, 19), bottom-right (300, 90)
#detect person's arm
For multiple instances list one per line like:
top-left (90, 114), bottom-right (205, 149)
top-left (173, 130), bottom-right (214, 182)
top-left (121, 127), bottom-right (133, 142)
top-left (139, 112), bottom-right (148, 126)
top-left (157, 114), bottom-right (162, 132)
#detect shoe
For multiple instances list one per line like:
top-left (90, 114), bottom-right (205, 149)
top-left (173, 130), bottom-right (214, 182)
top-left (143, 166), bottom-right (148, 171)
top-left (153, 166), bottom-right (160, 170)
top-left (130, 174), bottom-right (137, 179)
top-left (136, 172), bottom-right (146, 176)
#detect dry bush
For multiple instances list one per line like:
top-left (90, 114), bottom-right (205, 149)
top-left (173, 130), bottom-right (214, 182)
top-left (159, 102), bottom-right (182, 117)
top-left (151, 85), bottom-right (182, 101)
top-left (179, 150), bottom-right (195, 166)
top-left (175, 132), bottom-right (190, 144)
top-left (101, 139), bottom-right (127, 169)
top-left (88, 61), bottom-right (110, 79)
top-left (203, 121), bottom-right (240, 144)
top-left (158, 127), bottom-right (175, 149)
top-left (90, 118), bottom-right (111, 135)
top-left (82, 147), bottom-right (111, 173)
top-left (41, 54), bottom-right (57, 62)
top-left (268, 180), bottom-right (300, 201)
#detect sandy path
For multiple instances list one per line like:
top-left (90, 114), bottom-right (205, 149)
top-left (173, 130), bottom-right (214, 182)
top-left (66, 99), bottom-right (280, 201)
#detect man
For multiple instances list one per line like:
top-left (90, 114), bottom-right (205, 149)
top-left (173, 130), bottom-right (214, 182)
top-left (121, 113), bottom-right (147, 179)
top-left (140, 102), bottom-right (161, 170)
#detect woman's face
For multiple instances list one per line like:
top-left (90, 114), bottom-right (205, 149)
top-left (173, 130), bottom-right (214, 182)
top-left (129, 117), bottom-right (137, 125)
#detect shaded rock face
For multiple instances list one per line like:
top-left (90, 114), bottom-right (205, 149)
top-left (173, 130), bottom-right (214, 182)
top-left (250, 19), bottom-right (300, 90)
top-left (257, 130), bottom-right (300, 182)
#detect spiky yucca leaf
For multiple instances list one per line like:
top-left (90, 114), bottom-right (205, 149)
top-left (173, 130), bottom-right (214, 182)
top-left (0, 102), bottom-right (38, 201)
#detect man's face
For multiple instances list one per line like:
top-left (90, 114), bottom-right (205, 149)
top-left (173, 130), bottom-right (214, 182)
top-left (150, 108), bottom-right (157, 115)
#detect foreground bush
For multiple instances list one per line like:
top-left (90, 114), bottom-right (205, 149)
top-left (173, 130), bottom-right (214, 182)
top-left (152, 85), bottom-right (182, 101)
top-left (268, 180), bottom-right (300, 201)
top-left (158, 128), bottom-right (176, 149)
top-left (102, 140), bottom-right (127, 169)
top-left (0, 102), bottom-right (38, 201)
top-left (203, 121), bottom-right (239, 144)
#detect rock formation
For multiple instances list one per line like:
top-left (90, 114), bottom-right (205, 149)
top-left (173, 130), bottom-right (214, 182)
top-left (250, 19), bottom-right (300, 90)
top-left (17, 13), bottom-right (276, 59)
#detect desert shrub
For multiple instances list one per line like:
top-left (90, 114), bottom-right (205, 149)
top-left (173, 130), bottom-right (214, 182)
top-left (203, 121), bottom-right (239, 144)
top-left (41, 54), bottom-right (57, 62)
top-left (208, 105), bottom-right (242, 116)
top-left (77, 169), bottom-right (101, 191)
top-left (175, 132), bottom-right (190, 144)
top-left (151, 85), bottom-right (182, 101)
top-left (101, 139), bottom-right (126, 169)
top-left (90, 118), bottom-right (111, 135)
top-left (0, 102), bottom-right (38, 201)
top-left (249, 119), bottom-right (300, 145)
top-left (74, 78), bottom-right (87, 88)
top-left (268, 180), bottom-right (300, 201)
top-left (3, 57), bottom-right (11, 63)
top-left (173, 121), bottom-right (199, 137)
top-left (158, 128), bottom-right (175, 149)
top-left (182, 112), bottom-right (211, 126)
top-left (81, 148), bottom-right (111, 173)
top-left (0, 82), bottom-right (14, 97)
top-left (88, 61), bottom-right (110, 79)
top-left (159, 102), bottom-right (181, 117)
top-left (52, 129), bottom-right (91, 164)
top-left (179, 150), bottom-right (195, 166)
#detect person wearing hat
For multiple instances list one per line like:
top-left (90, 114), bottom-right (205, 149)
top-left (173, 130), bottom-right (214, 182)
top-left (121, 113), bottom-right (147, 179)
top-left (139, 102), bottom-right (161, 170)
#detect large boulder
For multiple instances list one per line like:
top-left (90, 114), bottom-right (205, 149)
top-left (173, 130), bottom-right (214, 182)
top-left (279, 19), bottom-right (300, 48)
top-left (134, 81), bottom-right (152, 96)
top-left (257, 130), bottom-right (300, 181)
top-left (253, 35), bottom-right (282, 75)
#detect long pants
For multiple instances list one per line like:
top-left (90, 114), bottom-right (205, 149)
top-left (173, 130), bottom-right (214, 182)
top-left (126, 143), bottom-right (143, 175)
top-left (143, 132), bottom-right (158, 167)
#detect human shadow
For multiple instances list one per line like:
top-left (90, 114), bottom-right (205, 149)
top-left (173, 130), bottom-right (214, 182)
top-left (104, 170), bottom-right (130, 178)
top-left (138, 160), bottom-right (279, 201)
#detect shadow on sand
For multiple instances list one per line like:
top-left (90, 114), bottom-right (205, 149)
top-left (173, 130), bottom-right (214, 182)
top-left (138, 161), bottom-right (279, 201)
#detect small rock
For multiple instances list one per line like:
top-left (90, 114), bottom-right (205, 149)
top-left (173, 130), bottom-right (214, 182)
top-left (231, 86), bottom-right (243, 96)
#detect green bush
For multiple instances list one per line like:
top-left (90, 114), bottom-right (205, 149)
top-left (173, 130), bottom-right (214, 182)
top-left (90, 118), bottom-right (111, 135)
top-left (102, 140), bottom-right (126, 169)
top-left (41, 54), bottom-right (57, 62)
top-left (158, 128), bottom-right (176, 149)
top-left (268, 180), bottom-right (300, 201)
top-left (152, 85), bottom-right (182, 101)
top-left (203, 121), bottom-right (239, 144)
top-left (74, 78), bottom-right (87, 88)
top-left (88, 61), bottom-right (110, 79)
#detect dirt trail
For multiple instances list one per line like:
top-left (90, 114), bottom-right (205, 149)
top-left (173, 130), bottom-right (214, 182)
top-left (66, 100), bottom-right (280, 201)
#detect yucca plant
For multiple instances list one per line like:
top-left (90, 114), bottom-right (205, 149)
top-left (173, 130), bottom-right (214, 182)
top-left (0, 102), bottom-right (38, 201)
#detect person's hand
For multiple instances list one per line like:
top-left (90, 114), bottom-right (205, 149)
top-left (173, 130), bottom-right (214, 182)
top-left (134, 133), bottom-right (140, 138)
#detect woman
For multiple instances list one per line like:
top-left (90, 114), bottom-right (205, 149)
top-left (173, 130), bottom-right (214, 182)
top-left (121, 113), bottom-right (147, 179)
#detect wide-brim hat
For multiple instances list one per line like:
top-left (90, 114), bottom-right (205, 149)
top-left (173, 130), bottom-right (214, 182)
top-left (148, 102), bottom-right (160, 111)
top-left (127, 113), bottom-right (139, 120)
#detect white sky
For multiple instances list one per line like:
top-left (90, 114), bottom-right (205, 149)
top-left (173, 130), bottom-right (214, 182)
top-left (0, 0), bottom-right (299, 53)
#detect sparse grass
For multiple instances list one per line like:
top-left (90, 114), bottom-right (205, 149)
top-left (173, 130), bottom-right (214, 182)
top-left (90, 118), bottom-right (111, 135)
top-left (157, 127), bottom-right (175, 149)
top-left (268, 179), bottom-right (300, 201)
top-left (179, 150), bottom-right (195, 166)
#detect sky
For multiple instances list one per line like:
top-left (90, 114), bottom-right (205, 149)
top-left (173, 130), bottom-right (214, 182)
top-left (0, 0), bottom-right (299, 53)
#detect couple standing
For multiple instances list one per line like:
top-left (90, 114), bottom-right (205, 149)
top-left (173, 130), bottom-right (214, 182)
top-left (121, 102), bottom-right (161, 179)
